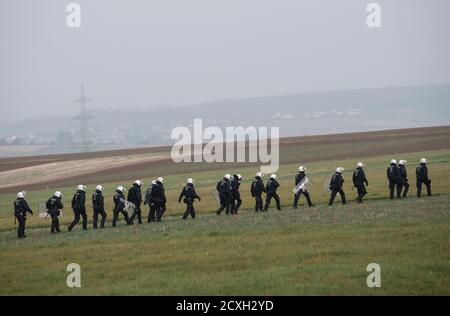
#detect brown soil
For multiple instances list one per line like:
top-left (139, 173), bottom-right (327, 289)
top-left (1, 125), bottom-right (449, 194)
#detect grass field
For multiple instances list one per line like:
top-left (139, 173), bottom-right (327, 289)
top-left (0, 196), bottom-right (449, 295)
top-left (0, 128), bottom-right (449, 295)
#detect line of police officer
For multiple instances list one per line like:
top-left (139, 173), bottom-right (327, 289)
top-left (13, 158), bottom-right (432, 238)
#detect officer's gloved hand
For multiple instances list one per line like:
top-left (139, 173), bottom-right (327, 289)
top-left (30, 211), bottom-right (34, 215)
top-left (178, 199), bottom-right (181, 203)
top-left (198, 197), bottom-right (201, 201)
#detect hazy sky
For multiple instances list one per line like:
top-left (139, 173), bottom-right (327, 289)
top-left (1, 0), bottom-right (450, 120)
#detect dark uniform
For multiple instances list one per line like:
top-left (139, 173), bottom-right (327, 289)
top-left (128, 183), bottom-right (143, 224)
top-left (178, 183), bottom-right (201, 219)
top-left (112, 190), bottom-right (131, 227)
top-left (387, 163), bottom-right (401, 199)
top-left (293, 172), bottom-right (313, 208)
top-left (416, 163), bottom-right (432, 197)
top-left (145, 183), bottom-right (156, 223)
top-left (216, 178), bottom-right (231, 215)
top-left (14, 197), bottom-right (33, 239)
top-left (151, 181), bottom-right (167, 222)
top-left (398, 164), bottom-right (409, 198)
top-left (92, 189), bottom-right (106, 228)
top-left (264, 178), bottom-right (281, 211)
top-left (352, 167), bottom-right (368, 203)
top-left (68, 190), bottom-right (87, 231)
top-left (329, 172), bottom-right (346, 206)
top-left (46, 195), bottom-right (63, 234)
top-left (251, 176), bottom-right (266, 212)
top-left (230, 175), bottom-right (242, 214)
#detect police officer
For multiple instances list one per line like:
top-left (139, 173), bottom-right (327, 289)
top-left (416, 158), bottom-right (432, 197)
top-left (264, 174), bottom-right (281, 211)
top-left (68, 184), bottom-right (87, 232)
top-left (398, 160), bottom-right (409, 198)
top-left (146, 180), bottom-right (157, 223)
top-left (329, 167), bottom-right (346, 206)
top-left (92, 185), bottom-right (106, 229)
top-left (293, 166), bottom-right (313, 208)
top-left (178, 178), bottom-right (201, 219)
top-left (46, 191), bottom-right (63, 234)
top-left (251, 172), bottom-right (266, 212)
top-left (128, 180), bottom-right (143, 224)
top-left (14, 191), bottom-right (33, 239)
top-left (387, 159), bottom-right (401, 199)
top-left (152, 177), bottom-right (167, 222)
top-left (216, 174), bottom-right (232, 215)
top-left (230, 174), bottom-right (242, 214)
top-left (352, 162), bottom-right (369, 204)
top-left (112, 186), bottom-right (131, 227)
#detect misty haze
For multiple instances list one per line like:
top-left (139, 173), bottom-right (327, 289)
top-left (1, 0), bottom-right (450, 156)
top-left (1, 0), bottom-right (450, 298)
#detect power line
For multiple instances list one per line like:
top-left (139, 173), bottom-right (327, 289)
top-left (72, 84), bottom-right (94, 147)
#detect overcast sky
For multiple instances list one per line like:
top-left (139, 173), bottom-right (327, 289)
top-left (1, 0), bottom-right (449, 120)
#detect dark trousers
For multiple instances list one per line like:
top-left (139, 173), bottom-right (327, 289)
top-left (68, 209), bottom-right (87, 231)
top-left (230, 195), bottom-right (242, 214)
top-left (16, 215), bottom-right (26, 238)
top-left (264, 192), bottom-right (281, 211)
top-left (389, 181), bottom-right (401, 199)
top-left (329, 189), bottom-right (346, 206)
top-left (155, 203), bottom-right (166, 222)
top-left (355, 184), bottom-right (367, 203)
top-left (112, 208), bottom-right (131, 227)
top-left (254, 195), bottom-right (263, 212)
top-left (182, 200), bottom-right (196, 219)
top-left (417, 179), bottom-right (432, 197)
top-left (398, 179), bottom-right (409, 198)
top-left (147, 203), bottom-right (156, 222)
top-left (50, 214), bottom-right (60, 234)
top-left (130, 205), bottom-right (142, 224)
top-left (93, 208), bottom-right (107, 228)
top-left (216, 195), bottom-right (230, 215)
top-left (293, 190), bottom-right (313, 208)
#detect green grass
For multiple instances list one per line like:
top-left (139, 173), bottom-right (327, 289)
top-left (1, 148), bottom-right (449, 232)
top-left (0, 146), bottom-right (449, 295)
top-left (0, 196), bottom-right (449, 295)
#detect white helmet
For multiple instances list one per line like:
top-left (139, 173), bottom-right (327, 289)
top-left (356, 162), bottom-right (365, 168)
top-left (187, 178), bottom-right (194, 184)
top-left (54, 191), bottom-right (62, 198)
top-left (298, 166), bottom-right (306, 172)
top-left (157, 177), bottom-right (164, 183)
top-left (95, 185), bottom-right (104, 192)
top-left (224, 173), bottom-right (231, 180)
top-left (390, 159), bottom-right (397, 165)
top-left (398, 160), bottom-right (407, 166)
top-left (134, 180), bottom-right (142, 187)
top-left (151, 180), bottom-right (157, 185)
top-left (77, 184), bottom-right (86, 191)
top-left (236, 174), bottom-right (242, 180)
top-left (255, 172), bottom-right (262, 178)
top-left (116, 185), bottom-right (125, 192)
top-left (336, 167), bottom-right (344, 173)
top-left (270, 174), bottom-right (277, 180)
top-left (17, 191), bottom-right (25, 198)
top-left (420, 158), bottom-right (427, 164)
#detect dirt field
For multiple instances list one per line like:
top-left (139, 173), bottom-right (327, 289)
top-left (0, 153), bottom-right (168, 190)
top-left (1, 125), bottom-right (449, 193)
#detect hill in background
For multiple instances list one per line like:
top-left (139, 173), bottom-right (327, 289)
top-left (0, 83), bottom-right (449, 157)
